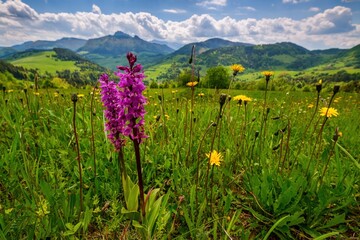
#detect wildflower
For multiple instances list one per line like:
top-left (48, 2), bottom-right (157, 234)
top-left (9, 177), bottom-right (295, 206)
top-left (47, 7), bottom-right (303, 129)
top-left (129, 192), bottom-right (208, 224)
top-left (308, 104), bottom-right (314, 109)
top-left (198, 93), bottom-right (204, 97)
top-left (77, 94), bottom-right (85, 98)
top-left (262, 71), bottom-right (274, 82)
top-left (233, 95), bottom-right (252, 102)
top-left (54, 92), bottom-right (59, 97)
top-left (231, 64), bottom-right (245, 76)
top-left (99, 74), bottom-right (126, 151)
top-left (115, 52), bottom-right (148, 143)
top-left (206, 150), bottom-right (222, 166)
top-left (319, 107), bottom-right (339, 118)
top-left (33, 92), bottom-right (40, 96)
top-left (186, 81), bottom-right (198, 87)
top-left (165, 114), bottom-right (170, 120)
top-left (6, 89), bottom-right (14, 93)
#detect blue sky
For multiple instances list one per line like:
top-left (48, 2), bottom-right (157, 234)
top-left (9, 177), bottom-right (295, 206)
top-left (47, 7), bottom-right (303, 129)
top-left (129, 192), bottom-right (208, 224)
top-left (1, 0), bottom-right (360, 49)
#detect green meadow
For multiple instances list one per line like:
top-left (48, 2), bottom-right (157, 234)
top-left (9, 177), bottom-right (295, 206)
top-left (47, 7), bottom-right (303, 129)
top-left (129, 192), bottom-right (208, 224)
top-left (10, 51), bottom-right (80, 75)
top-left (1, 82), bottom-right (359, 239)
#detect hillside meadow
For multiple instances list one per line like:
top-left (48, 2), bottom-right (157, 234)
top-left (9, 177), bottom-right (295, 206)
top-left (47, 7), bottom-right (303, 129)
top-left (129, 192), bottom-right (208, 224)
top-left (1, 79), bottom-right (359, 239)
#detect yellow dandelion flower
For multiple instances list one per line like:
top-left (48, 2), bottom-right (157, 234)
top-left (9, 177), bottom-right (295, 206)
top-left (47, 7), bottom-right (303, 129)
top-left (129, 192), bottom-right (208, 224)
top-left (319, 107), bottom-right (339, 118)
top-left (318, 79), bottom-right (322, 84)
top-left (6, 89), bottom-right (14, 93)
top-left (54, 93), bottom-right (59, 97)
top-left (308, 104), bottom-right (314, 109)
top-left (77, 94), bottom-right (85, 98)
top-left (338, 132), bottom-right (343, 137)
top-left (186, 81), bottom-right (198, 87)
top-left (198, 93), bottom-right (205, 97)
top-left (165, 114), bottom-right (170, 120)
top-left (206, 150), bottom-right (222, 166)
top-left (171, 90), bottom-right (176, 94)
top-left (231, 64), bottom-right (245, 76)
top-left (233, 95), bottom-right (252, 102)
top-left (33, 92), bottom-right (40, 96)
top-left (262, 71), bottom-right (274, 77)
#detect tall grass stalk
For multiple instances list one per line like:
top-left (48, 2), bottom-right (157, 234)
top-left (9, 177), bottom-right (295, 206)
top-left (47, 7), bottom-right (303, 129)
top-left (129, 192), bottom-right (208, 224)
top-left (71, 93), bottom-right (83, 217)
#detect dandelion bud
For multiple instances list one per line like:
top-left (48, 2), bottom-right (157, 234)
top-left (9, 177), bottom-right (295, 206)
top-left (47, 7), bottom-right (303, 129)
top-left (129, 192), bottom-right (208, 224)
top-left (219, 93), bottom-right (227, 109)
top-left (20, 98), bottom-right (23, 104)
top-left (193, 117), bottom-right (196, 123)
top-left (333, 85), bottom-right (340, 95)
top-left (333, 127), bottom-right (342, 142)
top-left (238, 99), bottom-right (242, 105)
top-left (176, 108), bottom-right (179, 114)
top-left (5, 99), bottom-right (8, 105)
top-left (158, 95), bottom-right (162, 102)
top-left (255, 131), bottom-right (259, 139)
top-left (316, 83), bottom-right (322, 93)
top-left (244, 100), bottom-right (248, 106)
top-left (156, 115), bottom-right (161, 122)
top-left (71, 93), bottom-right (78, 103)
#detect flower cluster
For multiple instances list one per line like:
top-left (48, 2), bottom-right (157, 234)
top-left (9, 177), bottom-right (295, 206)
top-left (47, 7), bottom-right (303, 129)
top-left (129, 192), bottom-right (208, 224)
top-left (99, 74), bottom-right (126, 150)
top-left (99, 52), bottom-right (148, 151)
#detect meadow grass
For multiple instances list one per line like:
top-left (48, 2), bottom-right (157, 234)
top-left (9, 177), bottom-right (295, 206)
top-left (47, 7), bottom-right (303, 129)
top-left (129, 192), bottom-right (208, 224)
top-left (10, 51), bottom-right (80, 75)
top-left (0, 85), bottom-right (359, 239)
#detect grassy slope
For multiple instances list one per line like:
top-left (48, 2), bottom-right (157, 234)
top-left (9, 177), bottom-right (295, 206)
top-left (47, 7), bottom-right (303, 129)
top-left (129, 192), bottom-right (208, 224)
top-left (10, 51), bottom-right (80, 74)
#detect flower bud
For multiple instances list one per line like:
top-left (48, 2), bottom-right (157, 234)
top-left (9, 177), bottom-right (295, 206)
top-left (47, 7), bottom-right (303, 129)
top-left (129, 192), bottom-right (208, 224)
top-left (333, 85), bottom-right (340, 95)
top-left (71, 93), bottom-right (78, 103)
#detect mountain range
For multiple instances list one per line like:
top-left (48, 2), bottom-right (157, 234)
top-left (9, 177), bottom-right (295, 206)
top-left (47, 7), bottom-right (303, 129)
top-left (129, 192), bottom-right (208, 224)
top-left (0, 31), bottom-right (359, 81)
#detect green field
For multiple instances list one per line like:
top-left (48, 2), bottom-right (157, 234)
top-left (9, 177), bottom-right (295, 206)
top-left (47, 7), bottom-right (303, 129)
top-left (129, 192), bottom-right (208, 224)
top-left (1, 83), bottom-right (359, 239)
top-left (10, 51), bottom-right (80, 74)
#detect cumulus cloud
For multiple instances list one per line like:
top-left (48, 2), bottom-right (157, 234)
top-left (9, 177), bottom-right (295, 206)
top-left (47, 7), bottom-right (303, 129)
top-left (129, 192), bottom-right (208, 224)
top-left (304, 6), bottom-right (355, 34)
top-left (0, 1), bottom-right (358, 49)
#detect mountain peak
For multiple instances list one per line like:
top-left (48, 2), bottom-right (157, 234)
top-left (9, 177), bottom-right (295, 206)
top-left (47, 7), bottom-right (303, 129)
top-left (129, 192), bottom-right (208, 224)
top-left (113, 31), bottom-right (131, 38)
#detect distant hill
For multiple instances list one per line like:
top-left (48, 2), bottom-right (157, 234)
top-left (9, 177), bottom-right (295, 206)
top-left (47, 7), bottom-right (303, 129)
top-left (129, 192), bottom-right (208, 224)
top-left (2, 48), bottom-right (106, 86)
top-left (11, 38), bottom-right (87, 52)
top-left (0, 47), bottom-right (17, 58)
top-left (169, 38), bottom-right (252, 56)
top-left (78, 31), bottom-right (174, 69)
top-left (145, 41), bottom-right (358, 82)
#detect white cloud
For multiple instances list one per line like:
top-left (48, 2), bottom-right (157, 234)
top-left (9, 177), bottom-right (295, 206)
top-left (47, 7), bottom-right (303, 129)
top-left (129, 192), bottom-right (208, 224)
top-left (309, 7), bottom-right (320, 12)
top-left (304, 6), bottom-right (355, 34)
top-left (0, 1), bottom-right (358, 50)
top-left (92, 4), bottom-right (101, 15)
top-left (163, 9), bottom-right (186, 14)
top-left (196, 0), bottom-right (227, 8)
top-left (241, 6), bottom-right (256, 11)
top-left (283, 0), bottom-right (309, 4)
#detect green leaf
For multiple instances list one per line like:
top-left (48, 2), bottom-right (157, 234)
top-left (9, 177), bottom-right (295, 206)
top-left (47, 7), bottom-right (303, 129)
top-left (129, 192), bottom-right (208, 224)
top-left (313, 232), bottom-right (339, 240)
top-left (263, 215), bottom-right (289, 240)
top-left (317, 214), bottom-right (345, 230)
